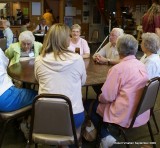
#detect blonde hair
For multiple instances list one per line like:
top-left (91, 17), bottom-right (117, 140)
top-left (71, 24), bottom-right (81, 31)
top-left (41, 23), bottom-right (72, 60)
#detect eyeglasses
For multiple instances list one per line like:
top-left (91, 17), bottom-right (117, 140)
top-left (109, 34), bottom-right (118, 37)
top-left (21, 42), bottom-right (32, 47)
top-left (72, 30), bottom-right (80, 33)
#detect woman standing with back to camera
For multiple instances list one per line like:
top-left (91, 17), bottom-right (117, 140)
top-left (142, 0), bottom-right (160, 35)
top-left (34, 23), bottom-right (86, 147)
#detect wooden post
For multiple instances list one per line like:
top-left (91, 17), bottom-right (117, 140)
top-left (59, 0), bottom-right (65, 23)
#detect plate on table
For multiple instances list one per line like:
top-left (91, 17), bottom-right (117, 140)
top-left (34, 34), bottom-right (44, 36)
top-left (20, 57), bottom-right (35, 62)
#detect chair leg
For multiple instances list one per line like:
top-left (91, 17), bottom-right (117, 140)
top-left (35, 143), bottom-right (38, 148)
top-left (27, 142), bottom-right (37, 148)
top-left (152, 112), bottom-right (159, 134)
top-left (0, 120), bottom-right (9, 148)
top-left (26, 142), bottom-right (38, 148)
top-left (86, 86), bottom-right (88, 100)
top-left (74, 133), bottom-right (79, 148)
top-left (26, 142), bottom-right (30, 148)
top-left (95, 120), bottom-right (103, 148)
top-left (147, 121), bottom-right (156, 148)
top-left (119, 129), bottom-right (130, 148)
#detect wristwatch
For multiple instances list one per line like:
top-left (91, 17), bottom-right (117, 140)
top-left (108, 59), bottom-right (111, 65)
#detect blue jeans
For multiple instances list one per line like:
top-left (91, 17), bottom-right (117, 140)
top-left (69, 112), bottom-right (85, 148)
top-left (84, 99), bottom-right (110, 139)
top-left (73, 111), bottom-right (85, 128)
top-left (0, 86), bottom-right (37, 112)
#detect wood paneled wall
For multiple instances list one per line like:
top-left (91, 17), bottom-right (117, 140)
top-left (0, 0), bottom-right (44, 36)
top-left (72, 0), bottom-right (89, 40)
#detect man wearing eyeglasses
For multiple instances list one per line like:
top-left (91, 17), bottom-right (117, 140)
top-left (93, 28), bottom-right (124, 65)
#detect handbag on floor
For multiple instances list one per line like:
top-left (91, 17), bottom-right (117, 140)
top-left (82, 100), bottom-right (97, 142)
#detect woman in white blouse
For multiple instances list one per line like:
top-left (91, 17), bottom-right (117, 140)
top-left (140, 32), bottom-right (160, 79)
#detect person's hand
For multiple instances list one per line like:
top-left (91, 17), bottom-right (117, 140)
top-left (93, 54), bottom-right (101, 62)
top-left (94, 55), bottom-right (108, 64)
top-left (36, 30), bottom-right (41, 33)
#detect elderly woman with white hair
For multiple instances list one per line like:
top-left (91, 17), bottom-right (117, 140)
top-left (140, 32), bottom-right (160, 79)
top-left (93, 27), bottom-right (124, 65)
top-left (2, 20), bottom-right (13, 48)
top-left (5, 30), bottom-right (42, 66)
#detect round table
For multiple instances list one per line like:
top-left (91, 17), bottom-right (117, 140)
top-left (7, 58), bottom-right (112, 86)
top-left (34, 34), bottom-right (45, 43)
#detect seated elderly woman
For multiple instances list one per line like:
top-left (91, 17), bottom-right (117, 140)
top-left (1, 20), bottom-right (13, 48)
top-left (5, 31), bottom-right (42, 66)
top-left (140, 32), bottom-right (160, 79)
top-left (68, 24), bottom-right (90, 58)
top-left (84, 34), bottom-right (149, 148)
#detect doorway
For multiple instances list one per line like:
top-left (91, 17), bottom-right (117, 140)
top-left (89, 1), bottom-right (105, 42)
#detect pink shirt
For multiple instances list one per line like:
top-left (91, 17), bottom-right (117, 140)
top-left (97, 55), bottom-right (150, 128)
top-left (68, 37), bottom-right (90, 55)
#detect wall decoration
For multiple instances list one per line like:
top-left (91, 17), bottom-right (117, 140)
top-left (32, 2), bottom-right (41, 16)
top-left (82, 0), bottom-right (89, 23)
top-left (64, 16), bottom-right (73, 28)
top-left (65, 7), bottom-right (76, 16)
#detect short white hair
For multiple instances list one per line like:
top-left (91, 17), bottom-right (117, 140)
top-left (2, 20), bottom-right (10, 27)
top-left (117, 34), bottom-right (138, 56)
top-left (19, 31), bottom-right (35, 44)
top-left (111, 28), bottom-right (124, 37)
top-left (142, 33), bottom-right (160, 54)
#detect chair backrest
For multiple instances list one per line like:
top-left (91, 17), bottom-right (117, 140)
top-left (130, 77), bottom-right (160, 128)
top-left (0, 38), bottom-right (7, 51)
top-left (29, 94), bottom-right (78, 146)
top-left (91, 30), bottom-right (99, 42)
